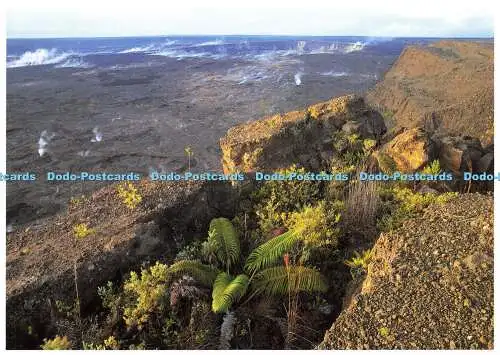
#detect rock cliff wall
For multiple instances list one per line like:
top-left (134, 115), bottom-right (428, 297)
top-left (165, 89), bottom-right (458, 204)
top-left (220, 95), bottom-right (386, 174)
top-left (366, 41), bottom-right (493, 145)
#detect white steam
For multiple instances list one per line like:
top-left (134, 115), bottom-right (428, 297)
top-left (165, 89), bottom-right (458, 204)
top-left (296, 40), bottom-right (306, 54)
top-left (7, 48), bottom-right (73, 68)
top-left (55, 57), bottom-right (91, 68)
top-left (344, 41), bottom-right (366, 53)
top-left (320, 71), bottom-right (349, 77)
top-left (294, 72), bottom-right (303, 86)
top-left (91, 127), bottom-right (102, 142)
top-left (38, 130), bottom-right (55, 157)
top-left (193, 39), bottom-right (225, 47)
top-left (77, 150), bottom-right (91, 157)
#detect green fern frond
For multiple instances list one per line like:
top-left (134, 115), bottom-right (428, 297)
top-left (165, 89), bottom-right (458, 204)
top-left (345, 249), bottom-right (373, 270)
top-left (168, 260), bottom-right (218, 287)
top-left (201, 237), bottom-right (218, 265)
top-left (244, 230), bottom-right (301, 275)
top-left (251, 266), bottom-right (327, 296)
top-left (212, 272), bottom-right (249, 313)
top-left (209, 218), bottom-right (240, 270)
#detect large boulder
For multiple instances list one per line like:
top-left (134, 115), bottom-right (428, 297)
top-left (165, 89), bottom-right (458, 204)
top-left (381, 128), bottom-right (436, 172)
top-left (437, 136), bottom-right (484, 174)
top-left (220, 95), bottom-right (386, 174)
top-left (341, 113), bottom-right (387, 138)
top-left (477, 152), bottom-right (494, 173)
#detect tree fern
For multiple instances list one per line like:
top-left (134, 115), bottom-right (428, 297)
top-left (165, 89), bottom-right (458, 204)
top-left (201, 236), bottom-right (219, 266)
top-left (212, 272), bottom-right (249, 313)
top-left (251, 266), bottom-right (327, 296)
top-left (244, 230), bottom-right (301, 275)
top-left (168, 260), bottom-right (218, 288)
top-left (209, 218), bottom-right (240, 270)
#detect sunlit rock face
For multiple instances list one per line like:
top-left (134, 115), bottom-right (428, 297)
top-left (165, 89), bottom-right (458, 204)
top-left (220, 95), bottom-right (386, 174)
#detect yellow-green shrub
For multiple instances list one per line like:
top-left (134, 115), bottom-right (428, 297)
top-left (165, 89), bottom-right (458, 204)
top-left (421, 160), bottom-right (441, 175)
top-left (83, 336), bottom-right (120, 350)
top-left (379, 327), bottom-right (390, 337)
top-left (307, 105), bottom-right (321, 119)
top-left (123, 262), bottom-right (170, 329)
top-left (285, 201), bottom-right (342, 249)
top-left (73, 223), bottom-right (94, 239)
top-left (363, 138), bottom-right (377, 152)
top-left (393, 187), bottom-right (457, 213)
top-left (41, 336), bottom-right (72, 350)
top-left (347, 133), bottom-right (360, 144)
top-left (252, 165), bottom-right (322, 236)
top-left (377, 187), bottom-right (458, 231)
top-left (117, 182), bottom-right (142, 210)
top-left (345, 249), bottom-right (373, 279)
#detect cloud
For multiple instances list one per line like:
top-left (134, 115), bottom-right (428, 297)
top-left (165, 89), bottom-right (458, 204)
top-left (6, 1), bottom-right (494, 38)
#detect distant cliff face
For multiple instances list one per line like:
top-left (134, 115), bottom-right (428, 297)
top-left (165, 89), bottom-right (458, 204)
top-left (366, 41), bottom-right (493, 145)
top-left (220, 95), bottom-right (386, 174)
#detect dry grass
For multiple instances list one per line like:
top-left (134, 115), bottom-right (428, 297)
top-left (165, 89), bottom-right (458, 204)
top-left (343, 171), bottom-right (380, 233)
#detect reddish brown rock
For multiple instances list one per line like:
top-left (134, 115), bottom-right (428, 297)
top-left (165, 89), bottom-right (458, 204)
top-left (438, 136), bottom-right (484, 174)
top-left (319, 194), bottom-right (493, 349)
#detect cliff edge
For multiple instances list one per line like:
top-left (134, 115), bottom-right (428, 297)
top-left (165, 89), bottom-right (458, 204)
top-left (366, 41), bottom-right (493, 145)
top-left (319, 193), bottom-right (493, 349)
top-left (220, 94), bottom-right (386, 174)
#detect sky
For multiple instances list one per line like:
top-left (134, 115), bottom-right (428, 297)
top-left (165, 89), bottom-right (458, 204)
top-left (5, 0), bottom-right (495, 38)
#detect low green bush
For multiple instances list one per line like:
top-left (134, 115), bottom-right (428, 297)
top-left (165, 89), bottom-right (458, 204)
top-left (345, 249), bottom-right (373, 279)
top-left (41, 336), bottom-right (72, 350)
top-left (285, 201), bottom-right (342, 250)
top-left (122, 262), bottom-right (170, 329)
top-left (252, 165), bottom-right (322, 236)
top-left (377, 186), bottom-right (458, 232)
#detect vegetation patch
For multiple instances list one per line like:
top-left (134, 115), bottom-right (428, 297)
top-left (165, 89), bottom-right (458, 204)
top-left (345, 249), bottom-right (373, 279)
top-left (41, 336), bottom-right (72, 350)
top-left (117, 182), bottom-right (142, 210)
top-left (73, 223), bottom-right (95, 239)
top-left (251, 165), bottom-right (323, 237)
top-left (377, 186), bottom-right (458, 232)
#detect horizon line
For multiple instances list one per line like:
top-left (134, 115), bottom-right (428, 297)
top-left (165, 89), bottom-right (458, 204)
top-left (7, 33), bottom-right (495, 40)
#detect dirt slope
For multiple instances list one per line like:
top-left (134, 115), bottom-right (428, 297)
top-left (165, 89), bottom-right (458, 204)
top-left (6, 180), bottom-right (236, 349)
top-left (319, 193), bottom-right (493, 349)
top-left (366, 41), bottom-right (493, 145)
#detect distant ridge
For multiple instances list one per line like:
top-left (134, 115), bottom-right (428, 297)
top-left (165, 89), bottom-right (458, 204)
top-left (366, 40), bottom-right (493, 145)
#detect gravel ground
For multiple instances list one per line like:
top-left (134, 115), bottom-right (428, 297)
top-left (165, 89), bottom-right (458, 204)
top-left (319, 193), bottom-right (493, 349)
